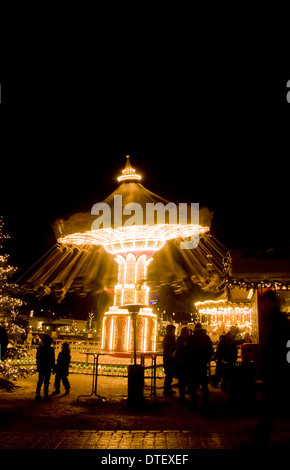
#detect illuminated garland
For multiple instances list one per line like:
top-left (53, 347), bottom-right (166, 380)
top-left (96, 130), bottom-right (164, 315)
top-left (221, 253), bottom-right (290, 294)
top-left (58, 224), bottom-right (209, 254)
top-left (224, 278), bottom-right (290, 291)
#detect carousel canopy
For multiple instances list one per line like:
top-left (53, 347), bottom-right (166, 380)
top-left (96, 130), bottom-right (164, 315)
top-left (53, 156), bottom-right (212, 240)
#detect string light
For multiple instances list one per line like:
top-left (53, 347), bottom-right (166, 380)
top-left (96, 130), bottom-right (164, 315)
top-left (0, 218), bottom-right (24, 318)
top-left (117, 155), bottom-right (142, 182)
top-left (58, 224), bottom-right (208, 254)
top-left (195, 300), bottom-right (253, 335)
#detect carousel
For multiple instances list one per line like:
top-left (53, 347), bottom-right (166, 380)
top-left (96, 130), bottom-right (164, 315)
top-left (54, 156), bottom-right (210, 353)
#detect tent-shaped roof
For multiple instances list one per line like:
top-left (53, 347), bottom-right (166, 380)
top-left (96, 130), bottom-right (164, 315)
top-left (53, 156), bottom-right (212, 240)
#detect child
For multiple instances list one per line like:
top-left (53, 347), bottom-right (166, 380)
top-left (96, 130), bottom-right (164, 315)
top-left (53, 342), bottom-right (71, 395)
top-left (35, 334), bottom-right (55, 400)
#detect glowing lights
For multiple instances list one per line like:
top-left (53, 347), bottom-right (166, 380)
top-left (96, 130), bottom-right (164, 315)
top-left (101, 317), bottom-right (106, 350)
top-left (247, 288), bottom-right (254, 300)
top-left (197, 305), bottom-right (252, 319)
top-left (58, 223), bottom-right (209, 254)
top-left (113, 253), bottom-right (152, 307)
top-left (102, 308), bottom-right (157, 353)
top-left (195, 299), bottom-right (227, 307)
top-left (126, 317), bottom-right (131, 351)
top-left (143, 317), bottom-right (148, 351)
top-left (117, 155), bottom-right (142, 182)
top-left (109, 317), bottom-right (114, 351)
top-left (118, 174), bottom-right (142, 182)
top-left (104, 306), bottom-right (157, 317)
top-left (195, 299), bottom-right (253, 333)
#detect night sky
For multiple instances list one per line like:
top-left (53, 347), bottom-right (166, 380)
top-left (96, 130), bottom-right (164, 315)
top-left (0, 55), bottom-right (289, 279)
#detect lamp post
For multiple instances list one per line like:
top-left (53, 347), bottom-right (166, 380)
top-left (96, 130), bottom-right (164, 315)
top-left (127, 305), bottom-right (141, 365)
top-left (126, 304), bottom-right (144, 408)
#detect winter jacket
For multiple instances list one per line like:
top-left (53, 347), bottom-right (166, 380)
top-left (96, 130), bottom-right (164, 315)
top-left (55, 350), bottom-right (71, 375)
top-left (36, 345), bottom-right (55, 373)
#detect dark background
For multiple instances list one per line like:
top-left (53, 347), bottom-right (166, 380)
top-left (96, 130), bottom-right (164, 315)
top-left (0, 41), bottom-right (289, 278)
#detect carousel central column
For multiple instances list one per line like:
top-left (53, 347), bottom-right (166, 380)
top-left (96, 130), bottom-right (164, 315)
top-left (114, 253), bottom-right (153, 307)
top-left (101, 250), bottom-right (157, 354)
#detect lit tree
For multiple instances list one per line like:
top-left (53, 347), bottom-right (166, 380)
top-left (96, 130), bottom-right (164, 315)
top-left (70, 319), bottom-right (78, 335)
top-left (0, 217), bottom-right (24, 332)
top-left (87, 312), bottom-right (95, 332)
top-left (0, 218), bottom-right (34, 384)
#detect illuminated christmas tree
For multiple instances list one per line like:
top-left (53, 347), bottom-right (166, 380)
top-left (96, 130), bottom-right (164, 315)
top-left (0, 217), bottom-right (23, 318)
top-left (0, 217), bottom-right (24, 330)
top-left (0, 218), bottom-right (35, 384)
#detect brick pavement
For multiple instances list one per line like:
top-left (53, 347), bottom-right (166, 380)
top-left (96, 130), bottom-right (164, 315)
top-left (0, 429), bottom-right (234, 449)
top-left (1, 375), bottom-right (290, 450)
top-left (1, 429), bottom-right (290, 450)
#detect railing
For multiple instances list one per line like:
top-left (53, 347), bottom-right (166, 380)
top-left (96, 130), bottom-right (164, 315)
top-left (0, 346), bottom-right (166, 380)
top-left (4, 343), bottom-right (242, 386)
top-left (53, 340), bottom-right (102, 353)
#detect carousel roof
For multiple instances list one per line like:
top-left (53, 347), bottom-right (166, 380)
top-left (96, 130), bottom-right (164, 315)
top-left (54, 156), bottom-right (212, 240)
top-left (21, 157), bottom-right (225, 295)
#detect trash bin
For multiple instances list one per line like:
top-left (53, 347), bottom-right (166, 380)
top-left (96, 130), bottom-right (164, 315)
top-left (128, 364), bottom-right (144, 407)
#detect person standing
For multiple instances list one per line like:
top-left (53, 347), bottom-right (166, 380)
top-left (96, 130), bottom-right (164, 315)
top-left (217, 325), bottom-right (242, 393)
top-left (186, 323), bottom-right (213, 408)
top-left (241, 333), bottom-right (254, 363)
top-left (175, 326), bottom-right (190, 402)
top-left (211, 333), bottom-right (226, 387)
top-left (35, 334), bottom-right (55, 401)
top-left (162, 324), bottom-right (176, 396)
top-left (250, 290), bottom-right (290, 447)
top-left (53, 342), bottom-right (71, 395)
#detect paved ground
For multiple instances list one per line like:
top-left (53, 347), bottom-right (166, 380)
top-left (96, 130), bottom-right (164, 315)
top-left (0, 373), bottom-right (290, 451)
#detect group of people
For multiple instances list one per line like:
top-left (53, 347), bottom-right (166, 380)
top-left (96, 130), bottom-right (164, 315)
top-left (1, 326), bottom-right (71, 400)
top-left (163, 322), bottom-right (214, 407)
top-left (35, 335), bottom-right (71, 400)
top-left (162, 291), bottom-right (290, 447)
top-left (163, 322), bottom-right (254, 407)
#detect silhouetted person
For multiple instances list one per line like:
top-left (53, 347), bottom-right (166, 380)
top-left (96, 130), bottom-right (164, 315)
top-left (186, 323), bottom-right (213, 408)
top-left (163, 324), bottom-right (176, 396)
top-left (222, 326), bottom-right (241, 362)
top-left (0, 324), bottom-right (9, 360)
top-left (251, 290), bottom-right (290, 448)
top-left (241, 333), bottom-right (254, 363)
top-left (212, 333), bottom-right (226, 387)
top-left (53, 342), bottom-right (71, 395)
top-left (213, 325), bottom-right (242, 392)
top-left (175, 326), bottom-right (190, 402)
top-left (32, 334), bottom-right (40, 347)
top-left (35, 334), bottom-right (55, 401)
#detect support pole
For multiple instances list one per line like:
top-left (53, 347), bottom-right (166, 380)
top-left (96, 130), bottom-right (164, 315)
top-left (127, 305), bottom-right (144, 408)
